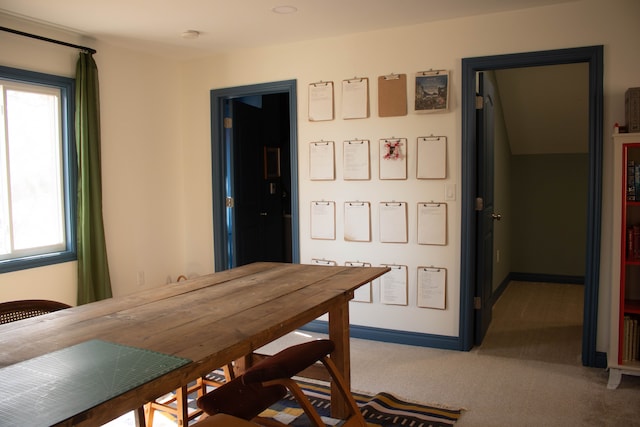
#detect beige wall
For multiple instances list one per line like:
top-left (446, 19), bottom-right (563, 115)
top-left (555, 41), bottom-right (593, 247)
top-left (1, 0), bottom-right (639, 351)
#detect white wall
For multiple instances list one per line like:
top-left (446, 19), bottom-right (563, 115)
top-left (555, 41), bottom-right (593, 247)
top-left (2, 0), bottom-right (639, 353)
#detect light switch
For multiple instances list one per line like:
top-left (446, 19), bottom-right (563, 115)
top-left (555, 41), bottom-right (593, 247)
top-left (445, 183), bottom-right (456, 201)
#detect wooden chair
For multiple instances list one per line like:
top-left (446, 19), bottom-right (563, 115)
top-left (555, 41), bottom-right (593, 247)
top-left (197, 339), bottom-right (366, 427)
top-left (145, 365), bottom-right (235, 426)
top-left (0, 299), bottom-right (70, 324)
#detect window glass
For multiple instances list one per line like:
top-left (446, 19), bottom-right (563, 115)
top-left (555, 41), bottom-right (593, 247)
top-left (0, 66), bottom-right (76, 272)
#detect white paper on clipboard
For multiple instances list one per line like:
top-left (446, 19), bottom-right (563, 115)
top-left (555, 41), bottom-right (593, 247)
top-left (310, 201), bottom-right (335, 240)
top-left (417, 266), bottom-right (446, 309)
top-left (309, 141), bottom-right (335, 180)
top-left (417, 202), bottom-right (447, 245)
top-left (346, 261), bottom-right (372, 302)
top-left (343, 139), bottom-right (370, 180)
top-left (344, 202), bottom-right (370, 242)
top-left (417, 136), bottom-right (446, 179)
top-left (380, 264), bottom-right (407, 305)
top-left (308, 81), bottom-right (334, 121)
top-left (379, 202), bottom-right (407, 243)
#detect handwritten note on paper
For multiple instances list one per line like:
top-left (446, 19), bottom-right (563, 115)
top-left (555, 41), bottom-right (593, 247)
top-left (308, 82), bottom-right (334, 121)
top-left (310, 201), bottom-right (335, 240)
top-left (343, 140), bottom-right (370, 180)
top-left (342, 78), bottom-right (369, 119)
top-left (417, 136), bottom-right (447, 179)
top-left (417, 267), bottom-right (446, 309)
top-left (380, 265), bottom-right (408, 305)
top-left (344, 202), bottom-right (371, 242)
top-left (379, 202), bottom-right (407, 243)
top-left (309, 141), bottom-right (335, 180)
top-left (417, 203), bottom-right (447, 245)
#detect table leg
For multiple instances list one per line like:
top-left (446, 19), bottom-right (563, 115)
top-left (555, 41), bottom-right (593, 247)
top-left (134, 406), bottom-right (146, 427)
top-left (328, 301), bottom-right (350, 419)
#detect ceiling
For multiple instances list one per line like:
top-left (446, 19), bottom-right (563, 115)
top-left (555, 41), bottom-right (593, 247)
top-left (0, 0), bottom-right (577, 59)
top-left (0, 0), bottom-right (588, 155)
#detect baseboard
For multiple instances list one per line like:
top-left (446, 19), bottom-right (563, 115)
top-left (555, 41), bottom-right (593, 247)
top-left (300, 320), bottom-right (462, 351)
top-left (510, 272), bottom-right (585, 284)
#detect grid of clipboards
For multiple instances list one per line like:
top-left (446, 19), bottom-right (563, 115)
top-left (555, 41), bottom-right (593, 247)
top-left (311, 200), bottom-right (446, 245)
top-left (308, 70), bottom-right (449, 121)
top-left (307, 71), bottom-right (451, 312)
top-left (308, 260), bottom-right (446, 310)
top-left (309, 136), bottom-right (447, 181)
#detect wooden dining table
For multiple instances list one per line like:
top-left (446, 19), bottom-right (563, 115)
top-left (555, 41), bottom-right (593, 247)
top-left (0, 262), bottom-right (389, 426)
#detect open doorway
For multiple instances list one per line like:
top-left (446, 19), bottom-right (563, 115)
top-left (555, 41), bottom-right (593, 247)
top-left (460, 46), bottom-right (604, 368)
top-left (210, 80), bottom-right (299, 271)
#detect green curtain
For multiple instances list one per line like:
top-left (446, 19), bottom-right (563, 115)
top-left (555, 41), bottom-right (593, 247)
top-left (75, 52), bottom-right (112, 304)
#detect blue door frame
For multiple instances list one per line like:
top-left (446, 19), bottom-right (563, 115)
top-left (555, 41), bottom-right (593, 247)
top-left (210, 80), bottom-right (299, 272)
top-left (460, 46), bottom-right (604, 367)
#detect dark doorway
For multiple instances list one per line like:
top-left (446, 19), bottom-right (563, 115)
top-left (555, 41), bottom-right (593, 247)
top-left (210, 80), bottom-right (299, 271)
top-left (460, 46), bottom-right (604, 367)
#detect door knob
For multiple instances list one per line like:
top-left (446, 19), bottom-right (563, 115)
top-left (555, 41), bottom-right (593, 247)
top-left (491, 213), bottom-right (502, 221)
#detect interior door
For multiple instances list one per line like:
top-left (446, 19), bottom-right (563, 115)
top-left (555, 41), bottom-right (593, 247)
top-left (227, 96), bottom-right (288, 267)
top-left (230, 99), bottom-right (263, 266)
top-left (475, 72), bottom-right (497, 344)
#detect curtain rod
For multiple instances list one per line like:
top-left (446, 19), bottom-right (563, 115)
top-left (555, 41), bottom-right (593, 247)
top-left (0, 25), bottom-right (97, 54)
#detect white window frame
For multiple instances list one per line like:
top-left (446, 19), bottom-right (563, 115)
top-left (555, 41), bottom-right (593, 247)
top-left (0, 65), bottom-right (76, 273)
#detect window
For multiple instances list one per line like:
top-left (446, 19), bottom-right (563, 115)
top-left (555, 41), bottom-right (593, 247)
top-left (0, 65), bottom-right (76, 273)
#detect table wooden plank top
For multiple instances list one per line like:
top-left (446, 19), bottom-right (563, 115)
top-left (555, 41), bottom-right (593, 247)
top-left (0, 262), bottom-right (389, 426)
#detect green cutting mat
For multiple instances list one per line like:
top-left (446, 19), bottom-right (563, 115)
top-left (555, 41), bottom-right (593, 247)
top-left (0, 339), bottom-right (191, 426)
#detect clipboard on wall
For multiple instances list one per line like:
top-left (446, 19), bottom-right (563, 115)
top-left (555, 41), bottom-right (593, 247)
top-left (342, 77), bottom-right (369, 119)
top-left (379, 202), bottom-right (407, 243)
top-left (343, 139), bottom-right (370, 180)
top-left (310, 201), bottom-right (335, 240)
top-left (344, 201), bottom-right (371, 242)
top-left (417, 135), bottom-right (447, 179)
top-left (309, 141), bottom-right (335, 180)
top-left (310, 258), bottom-right (337, 266)
top-left (417, 202), bottom-right (447, 245)
top-left (380, 264), bottom-right (408, 305)
top-left (379, 138), bottom-right (407, 180)
top-left (308, 81), bottom-right (334, 121)
top-left (417, 266), bottom-right (446, 309)
top-left (346, 261), bottom-right (373, 302)
top-left (378, 73), bottom-right (407, 117)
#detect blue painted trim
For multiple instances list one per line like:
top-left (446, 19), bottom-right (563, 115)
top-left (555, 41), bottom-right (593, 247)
top-left (0, 66), bottom-right (77, 274)
top-left (301, 320), bottom-right (462, 350)
top-left (461, 46), bottom-right (603, 366)
top-left (210, 80), bottom-right (299, 271)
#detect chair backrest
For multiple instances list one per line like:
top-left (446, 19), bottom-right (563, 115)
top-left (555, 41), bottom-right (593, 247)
top-left (0, 299), bottom-right (71, 324)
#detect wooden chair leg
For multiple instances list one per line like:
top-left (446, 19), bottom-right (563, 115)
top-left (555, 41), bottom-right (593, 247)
top-left (263, 378), bottom-right (325, 427)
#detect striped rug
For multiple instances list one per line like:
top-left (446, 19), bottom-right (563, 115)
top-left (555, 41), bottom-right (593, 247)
top-left (258, 379), bottom-right (462, 426)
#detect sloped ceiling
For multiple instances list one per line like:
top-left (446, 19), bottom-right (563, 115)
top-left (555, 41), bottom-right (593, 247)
top-left (495, 63), bottom-right (589, 155)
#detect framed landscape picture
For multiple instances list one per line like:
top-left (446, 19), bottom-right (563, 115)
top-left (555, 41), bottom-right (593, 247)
top-left (415, 70), bottom-right (449, 112)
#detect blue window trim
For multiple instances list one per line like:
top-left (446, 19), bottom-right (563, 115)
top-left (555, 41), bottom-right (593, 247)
top-left (0, 65), bottom-right (77, 273)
